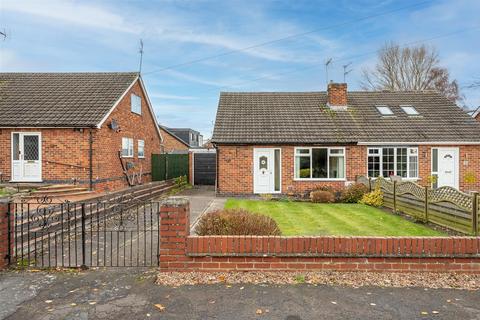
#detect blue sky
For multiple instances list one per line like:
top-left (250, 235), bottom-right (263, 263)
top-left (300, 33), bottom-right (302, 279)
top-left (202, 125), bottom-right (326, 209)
top-left (1, 0), bottom-right (479, 139)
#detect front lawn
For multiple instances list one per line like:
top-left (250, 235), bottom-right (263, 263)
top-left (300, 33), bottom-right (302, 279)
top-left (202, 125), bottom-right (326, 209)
top-left (225, 199), bottom-right (445, 236)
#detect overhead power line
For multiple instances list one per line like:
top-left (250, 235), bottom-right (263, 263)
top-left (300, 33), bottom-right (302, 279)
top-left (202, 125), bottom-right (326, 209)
top-left (143, 0), bottom-right (433, 76)
top-left (213, 25), bottom-right (480, 92)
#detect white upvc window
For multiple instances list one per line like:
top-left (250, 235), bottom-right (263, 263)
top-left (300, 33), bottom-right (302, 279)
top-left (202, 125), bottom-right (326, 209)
top-left (294, 147), bottom-right (346, 180)
top-left (131, 93), bottom-right (142, 114)
top-left (121, 137), bottom-right (134, 157)
top-left (367, 147), bottom-right (418, 179)
top-left (138, 139), bottom-right (145, 158)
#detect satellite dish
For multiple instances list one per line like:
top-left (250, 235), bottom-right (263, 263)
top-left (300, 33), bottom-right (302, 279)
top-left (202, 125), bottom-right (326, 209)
top-left (109, 119), bottom-right (119, 131)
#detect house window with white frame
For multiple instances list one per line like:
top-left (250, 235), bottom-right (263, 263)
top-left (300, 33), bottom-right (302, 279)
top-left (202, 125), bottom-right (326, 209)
top-left (368, 147), bottom-right (418, 179)
top-left (121, 137), bottom-right (134, 157)
top-left (131, 93), bottom-right (142, 114)
top-left (294, 147), bottom-right (345, 180)
top-left (138, 139), bottom-right (145, 158)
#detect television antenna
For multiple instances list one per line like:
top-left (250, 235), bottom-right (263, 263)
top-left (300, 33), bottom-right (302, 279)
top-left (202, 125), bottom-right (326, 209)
top-left (138, 39), bottom-right (144, 73)
top-left (343, 62), bottom-right (353, 82)
top-left (325, 58), bottom-right (333, 87)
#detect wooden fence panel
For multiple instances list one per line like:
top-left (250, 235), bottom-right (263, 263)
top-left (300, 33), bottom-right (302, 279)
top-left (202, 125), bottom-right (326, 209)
top-left (151, 154), bottom-right (189, 181)
top-left (357, 176), bottom-right (478, 235)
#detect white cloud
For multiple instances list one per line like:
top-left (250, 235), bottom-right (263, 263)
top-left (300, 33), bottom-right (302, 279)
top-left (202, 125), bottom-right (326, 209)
top-left (2, 0), bottom-right (138, 33)
top-left (149, 92), bottom-right (197, 100)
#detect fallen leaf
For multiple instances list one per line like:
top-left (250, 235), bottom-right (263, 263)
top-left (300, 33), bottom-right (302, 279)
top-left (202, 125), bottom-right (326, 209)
top-left (209, 300), bottom-right (215, 304)
top-left (256, 309), bottom-right (263, 315)
top-left (45, 300), bottom-right (53, 304)
top-left (70, 303), bottom-right (77, 307)
top-left (446, 299), bottom-right (451, 303)
top-left (89, 301), bottom-right (97, 305)
top-left (331, 301), bottom-right (337, 305)
top-left (421, 311), bottom-right (429, 315)
top-left (146, 314), bottom-right (151, 317)
top-left (432, 311), bottom-right (439, 314)
top-left (154, 304), bottom-right (166, 312)
top-left (370, 303), bottom-right (376, 306)
top-left (240, 287), bottom-right (245, 290)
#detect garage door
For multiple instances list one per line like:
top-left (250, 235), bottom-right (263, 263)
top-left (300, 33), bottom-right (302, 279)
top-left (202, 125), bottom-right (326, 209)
top-left (194, 153), bottom-right (216, 185)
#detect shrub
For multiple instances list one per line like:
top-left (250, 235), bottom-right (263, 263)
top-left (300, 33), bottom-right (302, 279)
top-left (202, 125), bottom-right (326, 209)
top-left (359, 188), bottom-right (383, 207)
top-left (340, 183), bottom-right (369, 203)
top-left (174, 175), bottom-right (188, 187)
top-left (310, 190), bottom-right (335, 203)
top-left (195, 209), bottom-right (282, 236)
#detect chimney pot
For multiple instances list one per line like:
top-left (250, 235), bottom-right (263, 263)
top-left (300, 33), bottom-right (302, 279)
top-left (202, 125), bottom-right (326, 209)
top-left (327, 83), bottom-right (348, 110)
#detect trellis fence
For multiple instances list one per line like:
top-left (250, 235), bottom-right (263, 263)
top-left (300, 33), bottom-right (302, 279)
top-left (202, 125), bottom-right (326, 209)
top-left (357, 176), bottom-right (479, 235)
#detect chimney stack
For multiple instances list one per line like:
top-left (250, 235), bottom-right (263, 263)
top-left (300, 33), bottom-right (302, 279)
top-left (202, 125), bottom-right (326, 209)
top-left (327, 82), bottom-right (348, 110)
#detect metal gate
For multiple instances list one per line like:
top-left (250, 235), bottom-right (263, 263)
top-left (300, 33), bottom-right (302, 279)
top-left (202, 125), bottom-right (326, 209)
top-left (193, 153), bottom-right (216, 185)
top-left (8, 196), bottom-right (160, 268)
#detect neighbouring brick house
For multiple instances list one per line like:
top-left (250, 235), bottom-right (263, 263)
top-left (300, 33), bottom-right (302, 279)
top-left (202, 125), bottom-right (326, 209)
top-left (211, 83), bottom-right (480, 195)
top-left (0, 72), bottom-right (164, 192)
top-left (158, 126), bottom-right (190, 153)
top-left (472, 107), bottom-right (480, 122)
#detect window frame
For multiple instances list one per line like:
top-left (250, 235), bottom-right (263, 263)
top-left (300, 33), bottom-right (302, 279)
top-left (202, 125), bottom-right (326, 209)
top-left (137, 139), bottom-right (145, 159)
top-left (294, 146), bottom-right (346, 181)
top-left (121, 137), bottom-right (134, 158)
top-left (130, 93), bottom-right (142, 115)
top-left (375, 105), bottom-right (394, 116)
top-left (367, 147), bottom-right (419, 179)
top-left (400, 105), bottom-right (420, 116)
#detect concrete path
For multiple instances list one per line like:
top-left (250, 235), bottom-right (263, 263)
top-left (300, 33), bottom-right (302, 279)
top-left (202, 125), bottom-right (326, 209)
top-left (174, 186), bottom-right (226, 232)
top-left (1, 269), bottom-right (479, 320)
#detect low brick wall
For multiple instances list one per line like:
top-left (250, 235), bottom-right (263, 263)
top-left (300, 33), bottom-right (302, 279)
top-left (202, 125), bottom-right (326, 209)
top-left (0, 199), bottom-right (12, 270)
top-left (159, 198), bottom-right (480, 273)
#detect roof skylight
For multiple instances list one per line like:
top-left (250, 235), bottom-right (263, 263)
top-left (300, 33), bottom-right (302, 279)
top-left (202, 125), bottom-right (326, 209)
top-left (400, 105), bottom-right (420, 116)
top-left (376, 105), bottom-right (394, 116)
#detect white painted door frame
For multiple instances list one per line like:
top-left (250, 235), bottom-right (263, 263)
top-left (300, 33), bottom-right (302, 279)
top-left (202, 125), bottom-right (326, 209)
top-left (434, 147), bottom-right (459, 189)
top-left (11, 132), bottom-right (42, 182)
top-left (253, 148), bottom-right (281, 194)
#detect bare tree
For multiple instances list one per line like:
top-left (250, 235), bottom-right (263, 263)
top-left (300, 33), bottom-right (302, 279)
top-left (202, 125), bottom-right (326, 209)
top-left (361, 43), bottom-right (462, 103)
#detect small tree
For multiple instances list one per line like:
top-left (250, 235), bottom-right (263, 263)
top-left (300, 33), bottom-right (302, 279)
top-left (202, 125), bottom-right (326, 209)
top-left (361, 43), bottom-right (463, 104)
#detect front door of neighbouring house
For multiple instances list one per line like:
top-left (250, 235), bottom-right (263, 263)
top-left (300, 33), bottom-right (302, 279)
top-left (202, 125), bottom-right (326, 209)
top-left (253, 148), bottom-right (281, 194)
top-left (11, 132), bottom-right (42, 182)
top-left (435, 148), bottom-right (459, 189)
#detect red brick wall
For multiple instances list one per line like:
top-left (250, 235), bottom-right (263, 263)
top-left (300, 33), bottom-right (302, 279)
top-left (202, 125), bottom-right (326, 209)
top-left (0, 79), bottom-right (163, 192)
top-left (216, 144), bottom-right (480, 195)
top-left (159, 127), bottom-right (189, 153)
top-left (0, 199), bottom-right (12, 270)
top-left (92, 80), bottom-right (162, 191)
top-left (159, 198), bottom-right (480, 273)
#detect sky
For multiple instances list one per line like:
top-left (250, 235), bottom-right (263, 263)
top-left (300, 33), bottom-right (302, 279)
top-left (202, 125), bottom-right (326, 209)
top-left (1, 0), bottom-right (479, 139)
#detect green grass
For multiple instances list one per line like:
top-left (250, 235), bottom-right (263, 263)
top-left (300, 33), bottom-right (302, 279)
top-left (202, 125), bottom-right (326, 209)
top-left (225, 199), bottom-right (445, 236)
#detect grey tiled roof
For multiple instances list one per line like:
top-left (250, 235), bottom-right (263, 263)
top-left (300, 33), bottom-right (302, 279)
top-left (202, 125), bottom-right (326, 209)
top-left (211, 91), bottom-right (480, 144)
top-left (0, 72), bottom-right (138, 127)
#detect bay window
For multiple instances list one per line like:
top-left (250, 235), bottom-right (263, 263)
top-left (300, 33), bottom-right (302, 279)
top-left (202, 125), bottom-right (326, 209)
top-left (368, 147), bottom-right (418, 179)
top-left (295, 147), bottom-right (345, 180)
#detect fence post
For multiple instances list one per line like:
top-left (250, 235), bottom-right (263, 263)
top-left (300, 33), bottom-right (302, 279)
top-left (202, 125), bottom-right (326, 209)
top-left (165, 155), bottom-right (169, 180)
top-left (80, 203), bottom-right (87, 270)
top-left (368, 177), bottom-right (372, 192)
top-left (424, 186), bottom-right (429, 223)
top-left (0, 199), bottom-right (12, 270)
top-left (393, 181), bottom-right (397, 213)
top-left (472, 192), bottom-right (478, 236)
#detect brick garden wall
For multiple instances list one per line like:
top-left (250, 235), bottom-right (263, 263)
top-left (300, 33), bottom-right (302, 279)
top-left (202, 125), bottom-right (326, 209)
top-left (216, 144), bottom-right (480, 195)
top-left (0, 79), bottom-right (163, 192)
top-left (159, 198), bottom-right (480, 273)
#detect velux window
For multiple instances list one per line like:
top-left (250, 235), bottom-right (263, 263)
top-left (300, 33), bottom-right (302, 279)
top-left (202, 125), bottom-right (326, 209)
top-left (400, 105), bottom-right (419, 116)
top-left (295, 147), bottom-right (345, 180)
top-left (368, 147), bottom-right (418, 178)
top-left (376, 105), bottom-right (394, 116)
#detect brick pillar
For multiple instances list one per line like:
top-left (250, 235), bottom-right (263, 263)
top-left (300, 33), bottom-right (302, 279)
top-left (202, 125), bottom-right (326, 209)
top-left (159, 197), bottom-right (191, 271)
top-left (0, 199), bottom-right (11, 270)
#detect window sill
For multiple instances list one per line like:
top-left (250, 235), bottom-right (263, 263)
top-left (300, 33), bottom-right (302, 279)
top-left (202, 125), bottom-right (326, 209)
top-left (294, 178), bottom-right (346, 182)
top-left (121, 156), bottom-right (134, 158)
top-left (131, 111), bottom-right (142, 116)
top-left (138, 156), bottom-right (145, 159)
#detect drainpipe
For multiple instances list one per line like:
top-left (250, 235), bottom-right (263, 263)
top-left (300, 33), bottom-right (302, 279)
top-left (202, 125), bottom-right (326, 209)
top-left (89, 128), bottom-right (93, 191)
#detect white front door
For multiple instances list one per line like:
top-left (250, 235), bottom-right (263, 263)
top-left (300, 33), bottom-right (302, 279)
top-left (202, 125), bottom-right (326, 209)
top-left (12, 132), bottom-right (42, 182)
top-left (253, 148), bottom-right (281, 194)
top-left (436, 148), bottom-right (459, 189)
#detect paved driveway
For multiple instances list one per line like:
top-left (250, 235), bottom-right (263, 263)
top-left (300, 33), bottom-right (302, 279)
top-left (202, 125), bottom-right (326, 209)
top-left (1, 269), bottom-right (479, 320)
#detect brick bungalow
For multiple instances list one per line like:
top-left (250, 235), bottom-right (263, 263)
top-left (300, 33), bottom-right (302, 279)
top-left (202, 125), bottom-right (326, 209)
top-left (0, 72), bottom-right (164, 192)
top-left (158, 126), bottom-right (190, 153)
top-left (211, 83), bottom-right (480, 195)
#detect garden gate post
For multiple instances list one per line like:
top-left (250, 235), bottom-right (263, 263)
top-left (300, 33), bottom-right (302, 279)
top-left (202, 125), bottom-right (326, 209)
top-left (80, 203), bottom-right (87, 269)
top-left (424, 186), bottom-right (429, 223)
top-left (0, 198), bottom-right (12, 270)
top-left (368, 177), bottom-right (372, 192)
top-left (472, 191), bottom-right (478, 236)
